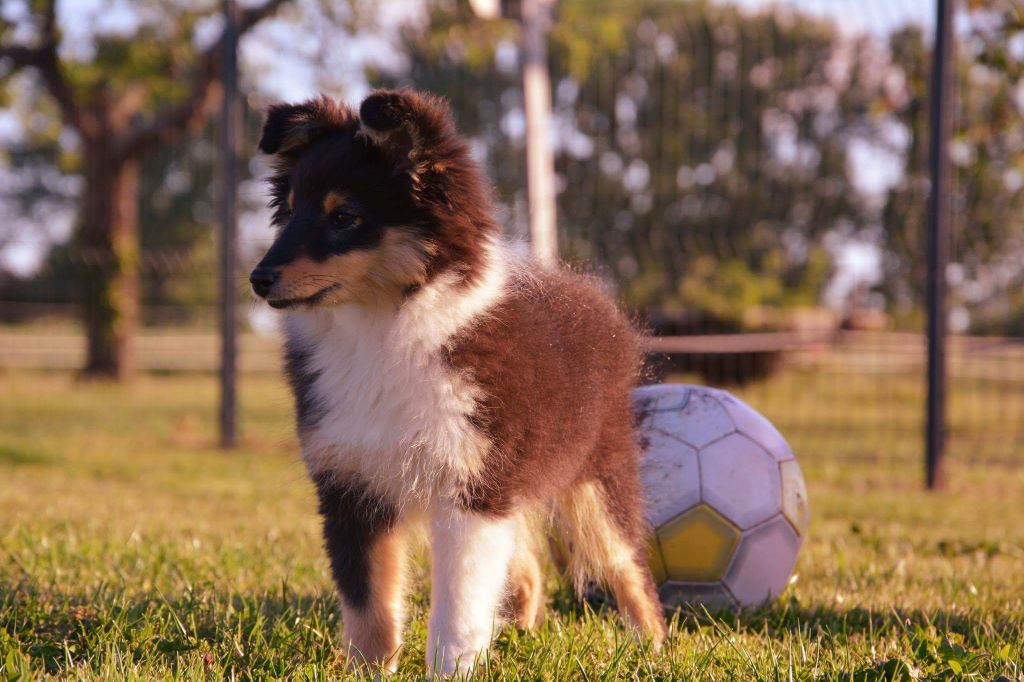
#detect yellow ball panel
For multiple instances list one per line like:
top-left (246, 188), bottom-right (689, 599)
top-left (647, 537), bottom-right (668, 584)
top-left (780, 460), bottom-right (810, 536)
top-left (657, 504), bottom-right (740, 582)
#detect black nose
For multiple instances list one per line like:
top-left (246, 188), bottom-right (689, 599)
top-left (249, 267), bottom-right (279, 298)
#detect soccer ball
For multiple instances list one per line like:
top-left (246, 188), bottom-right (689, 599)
top-left (633, 383), bottom-right (809, 610)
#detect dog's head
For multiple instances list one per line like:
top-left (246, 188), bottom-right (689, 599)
top-left (250, 90), bottom-right (496, 309)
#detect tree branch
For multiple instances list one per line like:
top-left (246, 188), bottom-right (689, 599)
top-left (116, 0), bottom-right (290, 160)
top-left (0, 0), bottom-right (86, 133)
top-left (0, 45), bottom-right (44, 66)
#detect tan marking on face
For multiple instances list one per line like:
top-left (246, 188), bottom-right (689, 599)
top-left (366, 230), bottom-right (434, 293)
top-left (287, 190), bottom-right (295, 211)
top-left (323, 191), bottom-right (348, 215)
top-left (271, 229), bottom-right (433, 306)
top-left (273, 251), bottom-right (374, 304)
top-left (556, 481), bottom-right (666, 648)
top-left (340, 529), bottom-right (408, 673)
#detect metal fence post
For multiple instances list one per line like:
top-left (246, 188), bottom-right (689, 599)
top-left (219, 0), bottom-right (240, 449)
top-left (925, 0), bottom-right (953, 490)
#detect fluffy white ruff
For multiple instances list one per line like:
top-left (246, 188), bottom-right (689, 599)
top-left (284, 239), bottom-right (510, 509)
top-left (427, 509), bottom-right (517, 675)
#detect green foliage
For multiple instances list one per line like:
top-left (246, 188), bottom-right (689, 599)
top-left (673, 247), bottom-right (830, 326)
top-left (54, 2), bottom-right (209, 116)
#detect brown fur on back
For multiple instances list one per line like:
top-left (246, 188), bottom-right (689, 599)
top-left (445, 267), bottom-right (643, 527)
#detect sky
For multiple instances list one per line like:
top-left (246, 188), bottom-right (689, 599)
top-left (728, 0), bottom-right (932, 38)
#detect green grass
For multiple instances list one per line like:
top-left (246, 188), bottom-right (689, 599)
top-left (1, 370), bottom-right (1022, 680)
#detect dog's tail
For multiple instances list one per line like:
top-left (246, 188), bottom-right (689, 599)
top-left (553, 478), bottom-right (667, 646)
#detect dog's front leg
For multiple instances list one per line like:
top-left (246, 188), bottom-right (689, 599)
top-left (314, 474), bottom-right (407, 674)
top-left (427, 508), bottom-right (517, 675)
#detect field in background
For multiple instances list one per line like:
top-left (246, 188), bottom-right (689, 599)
top-left (1, 370), bottom-right (1022, 679)
top-left (3, 327), bottom-right (1022, 467)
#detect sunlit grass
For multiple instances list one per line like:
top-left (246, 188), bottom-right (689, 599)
top-left (1, 370), bottom-right (1022, 679)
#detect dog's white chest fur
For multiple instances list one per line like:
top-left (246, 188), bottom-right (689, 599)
top-left (284, 246), bottom-right (508, 507)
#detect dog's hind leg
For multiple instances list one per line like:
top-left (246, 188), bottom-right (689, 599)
top-left (503, 513), bottom-right (545, 630)
top-left (556, 478), bottom-right (667, 648)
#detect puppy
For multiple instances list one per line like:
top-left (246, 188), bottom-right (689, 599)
top-left (250, 89), bottom-right (666, 675)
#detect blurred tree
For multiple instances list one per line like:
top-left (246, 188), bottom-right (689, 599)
top-left (0, 0), bottom-right (287, 379)
top-left (883, 6), bottom-right (1024, 332)
top-left (0, 118), bottom-right (225, 327)
top-left (397, 0), bottom-right (1024, 335)
top-left (398, 0), bottom-right (884, 326)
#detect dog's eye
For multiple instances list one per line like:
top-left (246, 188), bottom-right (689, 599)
top-left (331, 209), bottom-right (362, 230)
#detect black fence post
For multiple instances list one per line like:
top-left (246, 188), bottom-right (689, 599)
top-left (219, 0), bottom-right (240, 449)
top-left (925, 0), bottom-right (953, 490)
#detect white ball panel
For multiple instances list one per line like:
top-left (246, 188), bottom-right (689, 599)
top-left (723, 515), bottom-right (801, 606)
top-left (717, 392), bottom-right (794, 462)
top-left (639, 431), bottom-right (700, 526)
top-left (647, 388), bottom-right (735, 448)
top-left (699, 433), bottom-right (782, 529)
top-left (632, 384), bottom-right (692, 418)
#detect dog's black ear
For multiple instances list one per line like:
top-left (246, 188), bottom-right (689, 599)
top-left (258, 101), bottom-right (314, 155)
top-left (259, 96), bottom-right (355, 156)
top-left (358, 89), bottom-right (459, 174)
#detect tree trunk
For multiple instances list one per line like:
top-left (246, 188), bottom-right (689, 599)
top-left (78, 137), bottom-right (139, 380)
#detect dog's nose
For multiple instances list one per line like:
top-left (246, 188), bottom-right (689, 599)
top-left (249, 267), bottom-right (280, 298)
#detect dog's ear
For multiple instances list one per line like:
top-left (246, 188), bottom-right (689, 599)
top-left (358, 89), bottom-right (460, 176)
top-left (259, 96), bottom-right (354, 156)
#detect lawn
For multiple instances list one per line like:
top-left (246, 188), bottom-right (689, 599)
top-left (1, 370), bottom-right (1022, 680)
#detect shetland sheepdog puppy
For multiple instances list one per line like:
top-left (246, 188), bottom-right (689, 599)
top-left (250, 89), bottom-right (666, 675)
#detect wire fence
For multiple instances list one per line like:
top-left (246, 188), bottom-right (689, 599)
top-left (1, 0), bottom-right (1023, 470)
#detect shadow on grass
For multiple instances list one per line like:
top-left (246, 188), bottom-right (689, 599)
top-left (559, 588), bottom-right (1019, 677)
top-left (680, 600), bottom-right (1012, 637)
top-left (553, 582), bottom-right (1018, 644)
